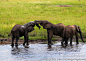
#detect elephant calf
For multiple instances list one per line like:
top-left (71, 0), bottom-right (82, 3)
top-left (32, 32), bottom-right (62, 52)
top-left (35, 20), bottom-right (65, 47)
top-left (9, 21), bottom-right (40, 48)
top-left (62, 25), bottom-right (85, 46)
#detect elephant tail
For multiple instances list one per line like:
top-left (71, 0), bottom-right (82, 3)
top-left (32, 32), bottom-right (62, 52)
top-left (8, 32), bottom-right (12, 37)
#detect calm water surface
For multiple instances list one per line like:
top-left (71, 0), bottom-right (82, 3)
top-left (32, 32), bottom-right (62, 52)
top-left (0, 42), bottom-right (86, 61)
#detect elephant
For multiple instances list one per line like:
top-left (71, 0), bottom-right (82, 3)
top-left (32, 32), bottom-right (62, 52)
top-left (61, 25), bottom-right (85, 46)
top-left (35, 20), bottom-right (65, 47)
top-left (8, 21), bottom-right (41, 48)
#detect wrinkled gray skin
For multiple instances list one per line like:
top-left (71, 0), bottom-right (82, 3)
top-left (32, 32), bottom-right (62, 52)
top-left (61, 25), bottom-right (85, 46)
top-left (9, 21), bottom-right (40, 48)
top-left (35, 20), bottom-right (65, 47)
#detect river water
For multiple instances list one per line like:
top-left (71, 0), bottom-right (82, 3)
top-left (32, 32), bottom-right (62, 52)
top-left (0, 42), bottom-right (86, 61)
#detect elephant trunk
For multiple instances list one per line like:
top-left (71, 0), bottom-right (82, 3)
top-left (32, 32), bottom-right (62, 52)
top-left (36, 24), bottom-right (41, 29)
top-left (79, 32), bottom-right (85, 42)
top-left (35, 20), bottom-right (41, 29)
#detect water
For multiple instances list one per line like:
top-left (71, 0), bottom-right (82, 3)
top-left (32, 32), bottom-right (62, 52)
top-left (0, 42), bottom-right (86, 61)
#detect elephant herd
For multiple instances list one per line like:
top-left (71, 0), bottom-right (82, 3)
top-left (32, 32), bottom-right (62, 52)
top-left (8, 20), bottom-right (85, 48)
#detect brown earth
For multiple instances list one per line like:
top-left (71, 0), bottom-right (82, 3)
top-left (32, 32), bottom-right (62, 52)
top-left (0, 38), bottom-right (53, 44)
top-left (0, 37), bottom-right (85, 45)
top-left (0, 37), bottom-right (63, 45)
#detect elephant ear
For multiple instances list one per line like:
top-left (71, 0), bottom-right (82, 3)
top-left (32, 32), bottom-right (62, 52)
top-left (75, 25), bottom-right (81, 32)
top-left (44, 23), bottom-right (53, 29)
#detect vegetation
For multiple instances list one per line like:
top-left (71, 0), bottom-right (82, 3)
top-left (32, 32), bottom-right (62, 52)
top-left (0, 0), bottom-right (86, 40)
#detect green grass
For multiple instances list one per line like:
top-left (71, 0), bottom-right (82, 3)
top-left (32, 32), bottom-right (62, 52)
top-left (0, 0), bottom-right (86, 41)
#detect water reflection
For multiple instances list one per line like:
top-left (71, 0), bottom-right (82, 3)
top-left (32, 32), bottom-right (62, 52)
top-left (0, 42), bottom-right (86, 61)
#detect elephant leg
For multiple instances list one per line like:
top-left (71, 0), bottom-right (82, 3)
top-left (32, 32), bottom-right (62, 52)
top-left (23, 35), bottom-right (29, 48)
top-left (65, 38), bottom-right (68, 46)
top-left (48, 38), bottom-right (52, 48)
top-left (70, 37), bottom-right (73, 46)
top-left (23, 35), bottom-right (27, 46)
top-left (75, 32), bottom-right (79, 45)
top-left (11, 36), bottom-right (15, 48)
top-left (61, 38), bottom-right (65, 46)
top-left (26, 35), bottom-right (29, 46)
top-left (80, 32), bottom-right (85, 42)
top-left (15, 37), bottom-right (19, 48)
top-left (47, 30), bottom-right (53, 47)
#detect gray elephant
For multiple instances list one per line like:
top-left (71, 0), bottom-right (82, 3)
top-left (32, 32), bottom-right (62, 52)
top-left (8, 21), bottom-right (40, 48)
top-left (62, 25), bottom-right (85, 46)
top-left (35, 20), bottom-right (65, 47)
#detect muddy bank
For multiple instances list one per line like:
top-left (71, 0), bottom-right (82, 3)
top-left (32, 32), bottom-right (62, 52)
top-left (0, 38), bottom-right (57, 44)
top-left (0, 37), bottom-right (86, 44)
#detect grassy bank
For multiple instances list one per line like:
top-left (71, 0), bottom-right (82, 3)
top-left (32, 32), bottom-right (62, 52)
top-left (0, 0), bottom-right (86, 40)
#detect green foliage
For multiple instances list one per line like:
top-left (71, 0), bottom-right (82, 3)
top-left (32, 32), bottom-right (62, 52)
top-left (0, 0), bottom-right (86, 40)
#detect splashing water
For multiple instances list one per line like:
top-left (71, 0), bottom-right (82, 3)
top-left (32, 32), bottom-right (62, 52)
top-left (0, 42), bottom-right (86, 61)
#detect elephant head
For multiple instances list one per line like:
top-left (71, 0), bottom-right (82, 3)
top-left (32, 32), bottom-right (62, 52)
top-left (25, 21), bottom-right (41, 31)
top-left (27, 26), bottom-right (34, 32)
top-left (35, 20), bottom-right (53, 29)
top-left (74, 25), bottom-right (82, 33)
top-left (74, 25), bottom-right (85, 42)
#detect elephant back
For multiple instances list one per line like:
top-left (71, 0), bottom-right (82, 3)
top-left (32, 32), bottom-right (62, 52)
top-left (63, 25), bottom-right (76, 38)
top-left (53, 23), bottom-right (65, 37)
top-left (11, 24), bottom-right (21, 32)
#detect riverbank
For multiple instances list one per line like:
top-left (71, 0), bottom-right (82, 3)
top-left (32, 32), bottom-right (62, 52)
top-left (0, 37), bottom-right (86, 45)
top-left (0, 38), bottom-right (57, 44)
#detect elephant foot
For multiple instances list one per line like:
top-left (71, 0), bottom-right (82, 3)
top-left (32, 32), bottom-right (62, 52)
top-left (48, 44), bottom-right (52, 48)
top-left (23, 43), bottom-right (25, 46)
top-left (83, 41), bottom-right (85, 43)
top-left (61, 45), bottom-right (66, 48)
top-left (70, 44), bottom-right (73, 46)
top-left (24, 45), bottom-right (29, 48)
top-left (76, 43), bottom-right (79, 45)
top-left (26, 43), bottom-right (29, 46)
top-left (15, 46), bottom-right (18, 49)
top-left (23, 43), bottom-right (29, 48)
top-left (48, 45), bottom-right (51, 49)
top-left (11, 44), bottom-right (14, 48)
top-left (61, 42), bottom-right (64, 46)
top-left (65, 45), bottom-right (67, 46)
top-left (11, 46), bottom-right (14, 48)
top-left (61, 44), bottom-right (64, 47)
top-left (48, 46), bottom-right (52, 49)
top-left (11, 49), bottom-right (14, 51)
top-left (76, 43), bottom-right (79, 46)
top-left (16, 46), bottom-right (18, 49)
top-left (65, 43), bottom-right (68, 46)
top-left (15, 44), bottom-right (18, 49)
top-left (70, 45), bottom-right (73, 46)
top-left (51, 43), bottom-right (53, 45)
top-left (76, 41), bottom-right (79, 45)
